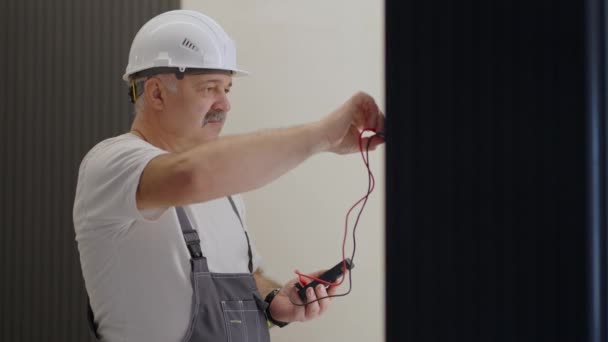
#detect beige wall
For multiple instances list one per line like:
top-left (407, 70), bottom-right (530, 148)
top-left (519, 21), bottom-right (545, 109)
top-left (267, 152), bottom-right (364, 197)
top-left (181, 1), bottom-right (385, 341)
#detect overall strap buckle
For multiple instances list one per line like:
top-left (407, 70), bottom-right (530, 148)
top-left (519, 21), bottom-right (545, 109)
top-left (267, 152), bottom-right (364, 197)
top-left (182, 229), bottom-right (204, 259)
top-left (176, 206), bottom-right (206, 260)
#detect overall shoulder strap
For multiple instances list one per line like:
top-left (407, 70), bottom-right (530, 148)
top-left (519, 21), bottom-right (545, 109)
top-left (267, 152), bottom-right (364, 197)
top-left (176, 206), bottom-right (205, 260)
top-left (227, 196), bottom-right (254, 274)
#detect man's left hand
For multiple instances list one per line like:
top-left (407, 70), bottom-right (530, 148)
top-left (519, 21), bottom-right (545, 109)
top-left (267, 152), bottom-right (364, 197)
top-left (268, 269), bottom-right (345, 323)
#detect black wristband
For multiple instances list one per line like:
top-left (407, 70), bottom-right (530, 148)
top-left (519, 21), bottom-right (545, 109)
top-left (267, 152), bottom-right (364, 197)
top-left (264, 288), bottom-right (290, 328)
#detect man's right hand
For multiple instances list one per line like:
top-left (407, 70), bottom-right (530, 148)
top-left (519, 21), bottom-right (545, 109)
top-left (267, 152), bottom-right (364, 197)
top-left (319, 92), bottom-right (386, 155)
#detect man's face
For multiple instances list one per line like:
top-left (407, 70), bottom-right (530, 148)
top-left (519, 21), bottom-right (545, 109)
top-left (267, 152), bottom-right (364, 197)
top-left (161, 72), bottom-right (233, 144)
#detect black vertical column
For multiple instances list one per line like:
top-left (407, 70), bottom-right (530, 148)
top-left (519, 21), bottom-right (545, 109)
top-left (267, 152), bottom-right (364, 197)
top-left (586, 0), bottom-right (608, 341)
top-left (386, 1), bottom-right (588, 341)
top-left (0, 1), bottom-right (179, 341)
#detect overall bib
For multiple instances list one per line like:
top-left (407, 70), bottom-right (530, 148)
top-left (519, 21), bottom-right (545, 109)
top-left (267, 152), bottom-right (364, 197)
top-left (87, 197), bottom-right (272, 342)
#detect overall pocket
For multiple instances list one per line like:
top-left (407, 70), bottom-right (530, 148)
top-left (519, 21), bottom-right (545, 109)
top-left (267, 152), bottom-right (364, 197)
top-left (221, 300), bottom-right (269, 342)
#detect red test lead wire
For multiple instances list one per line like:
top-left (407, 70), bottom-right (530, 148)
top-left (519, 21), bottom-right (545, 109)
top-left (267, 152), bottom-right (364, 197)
top-left (293, 128), bottom-right (379, 288)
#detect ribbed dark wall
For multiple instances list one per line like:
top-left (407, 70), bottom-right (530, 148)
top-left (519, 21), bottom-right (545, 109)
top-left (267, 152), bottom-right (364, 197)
top-left (386, 0), bottom-right (588, 341)
top-left (587, 0), bottom-right (608, 340)
top-left (0, 1), bottom-right (179, 341)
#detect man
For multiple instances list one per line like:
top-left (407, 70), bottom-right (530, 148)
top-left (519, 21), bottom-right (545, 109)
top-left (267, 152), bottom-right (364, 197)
top-left (73, 9), bottom-right (384, 342)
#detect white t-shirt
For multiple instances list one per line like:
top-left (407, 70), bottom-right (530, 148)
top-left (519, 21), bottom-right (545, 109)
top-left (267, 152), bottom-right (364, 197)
top-left (73, 132), bottom-right (263, 342)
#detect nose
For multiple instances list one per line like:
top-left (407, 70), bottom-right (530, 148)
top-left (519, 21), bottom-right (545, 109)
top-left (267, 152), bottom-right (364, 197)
top-left (212, 92), bottom-right (231, 113)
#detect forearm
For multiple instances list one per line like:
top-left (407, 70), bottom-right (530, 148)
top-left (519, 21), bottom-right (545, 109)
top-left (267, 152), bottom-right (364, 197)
top-left (181, 122), bottom-right (328, 203)
top-left (253, 269), bottom-right (282, 297)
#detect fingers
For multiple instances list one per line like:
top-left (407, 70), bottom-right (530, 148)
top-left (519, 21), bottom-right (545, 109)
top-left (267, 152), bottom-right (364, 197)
top-left (356, 94), bottom-right (385, 135)
top-left (363, 96), bottom-right (381, 130)
top-left (360, 105), bottom-right (386, 152)
top-left (297, 265), bottom-right (353, 321)
top-left (361, 136), bottom-right (385, 151)
top-left (364, 96), bottom-right (381, 129)
top-left (315, 285), bottom-right (332, 315)
top-left (349, 92), bottom-right (379, 129)
top-left (327, 283), bottom-right (339, 296)
top-left (304, 287), bottom-right (321, 319)
top-left (375, 110), bottom-right (386, 134)
top-left (303, 284), bottom-right (333, 319)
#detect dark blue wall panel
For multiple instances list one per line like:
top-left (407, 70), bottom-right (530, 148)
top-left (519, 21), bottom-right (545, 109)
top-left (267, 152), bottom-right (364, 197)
top-left (386, 0), bottom-right (588, 341)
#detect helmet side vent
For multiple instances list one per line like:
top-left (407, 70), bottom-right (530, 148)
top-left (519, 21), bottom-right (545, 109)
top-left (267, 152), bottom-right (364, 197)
top-left (181, 38), bottom-right (200, 52)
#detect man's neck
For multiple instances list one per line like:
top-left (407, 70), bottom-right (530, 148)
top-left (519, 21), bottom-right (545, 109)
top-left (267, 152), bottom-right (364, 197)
top-left (130, 115), bottom-right (190, 153)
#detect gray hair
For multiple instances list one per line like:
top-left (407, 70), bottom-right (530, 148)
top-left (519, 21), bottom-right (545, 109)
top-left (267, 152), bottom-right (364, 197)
top-left (128, 74), bottom-right (178, 116)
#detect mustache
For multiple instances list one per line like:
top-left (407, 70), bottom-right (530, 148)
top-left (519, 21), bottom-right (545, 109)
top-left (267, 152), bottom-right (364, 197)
top-left (203, 111), bottom-right (226, 125)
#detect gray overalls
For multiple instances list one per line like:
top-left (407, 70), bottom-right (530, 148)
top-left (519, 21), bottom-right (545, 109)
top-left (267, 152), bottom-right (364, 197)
top-left (87, 196), bottom-right (272, 342)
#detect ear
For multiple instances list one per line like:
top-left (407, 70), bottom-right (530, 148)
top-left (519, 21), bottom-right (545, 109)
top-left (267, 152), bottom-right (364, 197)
top-left (143, 78), bottom-right (165, 111)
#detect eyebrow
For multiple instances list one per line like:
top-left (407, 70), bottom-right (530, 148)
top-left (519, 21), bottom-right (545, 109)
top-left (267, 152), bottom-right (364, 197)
top-left (195, 79), bottom-right (232, 88)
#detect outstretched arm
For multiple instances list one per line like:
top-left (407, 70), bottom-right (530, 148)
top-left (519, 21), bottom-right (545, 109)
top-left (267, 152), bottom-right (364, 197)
top-left (136, 92), bottom-right (385, 209)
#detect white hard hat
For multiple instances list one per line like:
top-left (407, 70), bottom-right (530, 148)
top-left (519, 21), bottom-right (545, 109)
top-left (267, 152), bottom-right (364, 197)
top-left (123, 10), bottom-right (248, 81)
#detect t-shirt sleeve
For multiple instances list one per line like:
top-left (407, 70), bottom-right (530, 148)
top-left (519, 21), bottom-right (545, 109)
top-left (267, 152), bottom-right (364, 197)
top-left (77, 139), bottom-right (169, 225)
